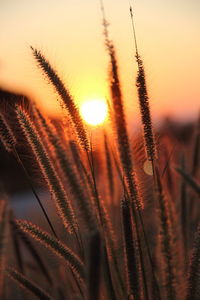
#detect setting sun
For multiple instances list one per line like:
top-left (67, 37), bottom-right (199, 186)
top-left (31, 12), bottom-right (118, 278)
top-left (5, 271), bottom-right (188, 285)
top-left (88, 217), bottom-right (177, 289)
top-left (80, 99), bottom-right (108, 126)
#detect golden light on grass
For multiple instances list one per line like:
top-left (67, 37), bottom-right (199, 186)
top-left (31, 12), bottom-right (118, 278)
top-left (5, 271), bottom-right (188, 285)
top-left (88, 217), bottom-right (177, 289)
top-left (80, 99), bottom-right (108, 126)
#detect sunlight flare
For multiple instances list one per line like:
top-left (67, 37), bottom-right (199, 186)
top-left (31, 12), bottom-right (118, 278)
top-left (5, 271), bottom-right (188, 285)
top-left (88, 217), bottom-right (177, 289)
top-left (80, 99), bottom-right (108, 126)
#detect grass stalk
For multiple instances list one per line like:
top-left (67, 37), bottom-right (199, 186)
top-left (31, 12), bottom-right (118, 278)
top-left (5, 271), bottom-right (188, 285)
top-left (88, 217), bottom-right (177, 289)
top-left (155, 168), bottom-right (178, 300)
top-left (7, 268), bottom-right (53, 300)
top-left (121, 197), bottom-right (141, 300)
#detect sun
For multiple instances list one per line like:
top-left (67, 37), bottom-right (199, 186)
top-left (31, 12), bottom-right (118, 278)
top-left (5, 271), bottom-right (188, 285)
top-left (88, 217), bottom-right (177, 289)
top-left (80, 99), bottom-right (108, 126)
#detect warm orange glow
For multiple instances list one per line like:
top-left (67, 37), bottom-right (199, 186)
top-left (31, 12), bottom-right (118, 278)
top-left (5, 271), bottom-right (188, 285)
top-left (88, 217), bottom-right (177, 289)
top-left (80, 99), bottom-right (108, 126)
top-left (0, 1), bottom-right (198, 120)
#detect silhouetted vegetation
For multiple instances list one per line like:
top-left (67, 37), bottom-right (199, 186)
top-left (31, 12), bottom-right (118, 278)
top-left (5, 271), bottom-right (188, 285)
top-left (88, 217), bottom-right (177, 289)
top-left (0, 4), bottom-right (199, 300)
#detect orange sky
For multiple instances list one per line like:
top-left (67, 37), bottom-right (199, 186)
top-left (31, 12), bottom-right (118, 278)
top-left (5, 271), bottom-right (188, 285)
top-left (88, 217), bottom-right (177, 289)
top-left (0, 0), bottom-right (199, 124)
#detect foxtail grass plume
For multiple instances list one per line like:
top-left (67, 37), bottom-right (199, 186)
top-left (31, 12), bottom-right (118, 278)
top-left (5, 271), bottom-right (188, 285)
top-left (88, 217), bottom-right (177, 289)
top-left (7, 268), bottom-right (53, 300)
top-left (130, 6), bottom-right (156, 162)
top-left (100, 0), bottom-right (143, 210)
top-left (13, 220), bottom-right (52, 285)
top-left (16, 106), bottom-right (77, 234)
top-left (30, 47), bottom-right (89, 151)
top-left (15, 220), bottom-right (85, 281)
top-left (0, 112), bottom-right (16, 152)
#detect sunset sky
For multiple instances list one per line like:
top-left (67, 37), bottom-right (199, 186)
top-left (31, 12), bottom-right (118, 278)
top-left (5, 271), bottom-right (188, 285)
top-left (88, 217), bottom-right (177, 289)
top-left (0, 0), bottom-right (199, 124)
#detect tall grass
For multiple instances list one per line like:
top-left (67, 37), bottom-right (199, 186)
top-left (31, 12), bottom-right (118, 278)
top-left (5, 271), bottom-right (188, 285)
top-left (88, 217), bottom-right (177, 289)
top-left (0, 4), bottom-right (199, 300)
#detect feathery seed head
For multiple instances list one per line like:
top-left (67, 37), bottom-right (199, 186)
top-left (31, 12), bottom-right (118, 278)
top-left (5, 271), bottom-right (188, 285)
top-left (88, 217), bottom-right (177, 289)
top-left (100, 5), bottom-right (143, 209)
top-left (7, 267), bottom-right (53, 300)
top-left (0, 112), bottom-right (16, 152)
top-left (30, 47), bottom-right (89, 151)
top-left (15, 220), bottom-right (85, 281)
top-left (16, 106), bottom-right (77, 233)
top-left (136, 57), bottom-right (156, 162)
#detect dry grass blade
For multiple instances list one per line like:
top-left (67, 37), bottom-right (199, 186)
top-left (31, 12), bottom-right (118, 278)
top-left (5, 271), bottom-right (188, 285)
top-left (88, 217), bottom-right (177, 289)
top-left (86, 230), bottom-right (102, 300)
top-left (7, 268), bottom-right (53, 300)
top-left (15, 220), bottom-right (85, 281)
top-left (155, 169), bottom-right (178, 300)
top-left (179, 157), bottom-right (189, 261)
top-left (102, 245), bottom-right (118, 300)
top-left (94, 193), bottom-right (125, 295)
top-left (69, 140), bottom-right (93, 190)
top-left (30, 47), bottom-right (89, 151)
top-left (13, 149), bottom-right (58, 238)
top-left (176, 167), bottom-right (200, 196)
top-left (16, 106), bottom-right (77, 233)
top-left (9, 213), bottom-right (24, 273)
top-left (104, 133), bottom-right (114, 199)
